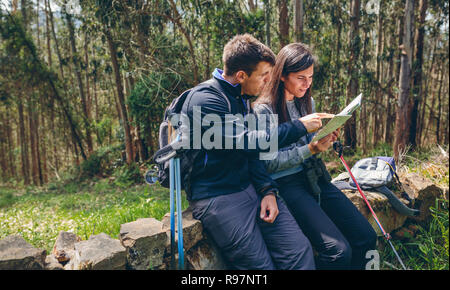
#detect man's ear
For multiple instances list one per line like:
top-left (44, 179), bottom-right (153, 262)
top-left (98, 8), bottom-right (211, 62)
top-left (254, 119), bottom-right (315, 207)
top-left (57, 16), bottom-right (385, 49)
top-left (235, 70), bottom-right (248, 84)
top-left (280, 75), bottom-right (286, 83)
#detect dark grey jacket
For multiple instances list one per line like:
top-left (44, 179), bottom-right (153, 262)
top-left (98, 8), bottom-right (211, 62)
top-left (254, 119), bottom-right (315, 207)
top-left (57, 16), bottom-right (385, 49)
top-left (253, 99), bottom-right (316, 176)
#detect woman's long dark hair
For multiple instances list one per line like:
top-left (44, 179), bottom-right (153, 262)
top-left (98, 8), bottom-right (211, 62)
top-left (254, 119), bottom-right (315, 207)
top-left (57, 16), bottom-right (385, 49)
top-left (255, 43), bottom-right (317, 123)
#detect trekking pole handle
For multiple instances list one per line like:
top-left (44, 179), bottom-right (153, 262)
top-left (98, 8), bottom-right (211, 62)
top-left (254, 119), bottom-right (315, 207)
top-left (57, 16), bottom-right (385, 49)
top-left (153, 134), bottom-right (183, 164)
top-left (333, 141), bottom-right (343, 157)
top-left (153, 144), bottom-right (177, 164)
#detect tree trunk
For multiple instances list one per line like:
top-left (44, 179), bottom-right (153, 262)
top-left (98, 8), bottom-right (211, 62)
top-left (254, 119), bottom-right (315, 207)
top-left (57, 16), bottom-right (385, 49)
top-left (49, 97), bottom-right (59, 174)
top-left (394, 0), bottom-right (414, 161)
top-left (435, 60), bottom-right (444, 144)
top-left (344, 0), bottom-right (361, 150)
top-left (0, 120), bottom-right (7, 180)
top-left (5, 109), bottom-right (16, 179)
top-left (425, 64), bottom-right (438, 145)
top-left (104, 26), bottom-right (134, 165)
top-left (384, 34), bottom-right (395, 143)
top-left (294, 0), bottom-right (304, 42)
top-left (373, 0), bottom-right (384, 147)
top-left (44, 0), bottom-right (51, 67)
top-left (331, 0), bottom-right (342, 114)
top-left (48, 0), bottom-right (65, 82)
top-left (17, 99), bottom-right (30, 185)
top-left (248, 0), bottom-right (256, 11)
top-left (264, 0), bottom-right (271, 47)
top-left (409, 0), bottom-right (428, 148)
top-left (28, 98), bottom-right (42, 186)
top-left (278, 0), bottom-right (289, 48)
top-left (167, 0), bottom-right (199, 84)
top-left (40, 101), bottom-right (48, 184)
top-left (65, 9), bottom-right (93, 155)
top-left (419, 32), bottom-right (437, 145)
top-left (84, 31), bottom-right (92, 133)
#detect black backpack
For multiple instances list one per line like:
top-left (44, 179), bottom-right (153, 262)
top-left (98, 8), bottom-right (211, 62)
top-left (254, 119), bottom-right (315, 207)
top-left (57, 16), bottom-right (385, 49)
top-left (152, 79), bottom-right (231, 200)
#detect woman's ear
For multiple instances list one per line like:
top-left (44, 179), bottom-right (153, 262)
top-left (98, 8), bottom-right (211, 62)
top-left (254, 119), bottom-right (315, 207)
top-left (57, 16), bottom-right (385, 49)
top-left (280, 75), bottom-right (286, 83)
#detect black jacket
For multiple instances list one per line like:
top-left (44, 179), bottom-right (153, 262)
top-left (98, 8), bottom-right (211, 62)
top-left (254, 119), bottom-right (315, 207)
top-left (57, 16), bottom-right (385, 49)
top-left (181, 73), bottom-right (308, 200)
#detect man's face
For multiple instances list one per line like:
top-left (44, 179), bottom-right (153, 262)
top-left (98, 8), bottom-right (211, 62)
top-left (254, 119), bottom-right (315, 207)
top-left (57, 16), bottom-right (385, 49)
top-left (240, 61), bottom-right (272, 97)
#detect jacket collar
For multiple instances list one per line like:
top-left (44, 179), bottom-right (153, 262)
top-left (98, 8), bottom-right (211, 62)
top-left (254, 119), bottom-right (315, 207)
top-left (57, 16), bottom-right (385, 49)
top-left (212, 68), bottom-right (242, 99)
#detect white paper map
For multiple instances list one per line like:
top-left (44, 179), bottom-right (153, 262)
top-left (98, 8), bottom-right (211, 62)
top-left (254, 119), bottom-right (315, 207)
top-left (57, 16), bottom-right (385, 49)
top-left (311, 93), bottom-right (362, 142)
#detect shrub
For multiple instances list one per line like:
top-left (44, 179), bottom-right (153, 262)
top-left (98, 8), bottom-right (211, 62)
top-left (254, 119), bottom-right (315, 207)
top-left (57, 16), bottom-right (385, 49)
top-left (112, 163), bottom-right (143, 188)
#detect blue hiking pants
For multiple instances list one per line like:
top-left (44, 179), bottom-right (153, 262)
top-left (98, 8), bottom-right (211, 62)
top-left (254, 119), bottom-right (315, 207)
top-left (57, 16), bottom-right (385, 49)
top-left (190, 184), bottom-right (315, 270)
top-left (277, 172), bottom-right (377, 270)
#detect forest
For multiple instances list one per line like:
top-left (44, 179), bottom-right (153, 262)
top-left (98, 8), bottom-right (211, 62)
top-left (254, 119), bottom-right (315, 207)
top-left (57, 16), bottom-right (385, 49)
top-left (0, 0), bottom-right (448, 271)
top-left (0, 0), bottom-right (448, 185)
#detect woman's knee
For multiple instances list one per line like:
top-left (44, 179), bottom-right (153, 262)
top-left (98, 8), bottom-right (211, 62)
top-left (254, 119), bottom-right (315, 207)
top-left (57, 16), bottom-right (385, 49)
top-left (334, 238), bottom-right (352, 264)
top-left (319, 237), bottom-right (352, 267)
top-left (360, 225), bottom-right (378, 250)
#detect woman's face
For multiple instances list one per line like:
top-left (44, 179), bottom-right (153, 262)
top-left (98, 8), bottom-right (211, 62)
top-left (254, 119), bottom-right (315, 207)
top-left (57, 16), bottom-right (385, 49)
top-left (281, 65), bottom-right (314, 99)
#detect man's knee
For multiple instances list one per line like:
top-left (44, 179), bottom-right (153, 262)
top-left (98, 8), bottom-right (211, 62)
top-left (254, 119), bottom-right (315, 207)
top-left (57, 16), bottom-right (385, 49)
top-left (291, 238), bottom-right (316, 270)
top-left (275, 226), bottom-right (316, 270)
top-left (225, 232), bottom-right (275, 270)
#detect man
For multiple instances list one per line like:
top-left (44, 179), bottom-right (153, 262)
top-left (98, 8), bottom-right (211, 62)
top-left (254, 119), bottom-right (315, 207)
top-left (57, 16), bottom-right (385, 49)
top-left (181, 34), bottom-right (319, 269)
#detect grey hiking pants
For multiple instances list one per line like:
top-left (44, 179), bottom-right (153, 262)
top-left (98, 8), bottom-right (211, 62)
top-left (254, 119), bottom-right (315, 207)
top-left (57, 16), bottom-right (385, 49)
top-left (190, 184), bottom-right (315, 270)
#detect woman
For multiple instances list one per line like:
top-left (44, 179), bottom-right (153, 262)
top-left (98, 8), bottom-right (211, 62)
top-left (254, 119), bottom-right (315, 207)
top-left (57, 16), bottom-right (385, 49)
top-left (253, 43), bottom-right (377, 270)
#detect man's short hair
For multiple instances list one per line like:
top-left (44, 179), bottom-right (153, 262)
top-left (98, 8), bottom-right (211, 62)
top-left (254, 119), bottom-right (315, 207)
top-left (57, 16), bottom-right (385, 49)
top-left (222, 34), bottom-right (275, 77)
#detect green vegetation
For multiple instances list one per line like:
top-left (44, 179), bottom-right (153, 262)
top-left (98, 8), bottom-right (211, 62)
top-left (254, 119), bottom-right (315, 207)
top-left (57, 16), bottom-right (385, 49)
top-left (0, 174), bottom-right (188, 254)
top-left (0, 143), bottom-right (448, 270)
top-left (321, 143), bottom-right (449, 270)
top-left (381, 199), bottom-right (449, 270)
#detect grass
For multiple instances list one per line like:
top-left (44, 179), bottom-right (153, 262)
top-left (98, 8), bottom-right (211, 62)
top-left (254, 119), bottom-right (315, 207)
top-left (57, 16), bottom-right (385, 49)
top-left (321, 143), bottom-right (449, 270)
top-left (380, 198), bottom-right (449, 270)
top-left (0, 179), bottom-right (188, 254)
top-left (0, 143), bottom-right (448, 270)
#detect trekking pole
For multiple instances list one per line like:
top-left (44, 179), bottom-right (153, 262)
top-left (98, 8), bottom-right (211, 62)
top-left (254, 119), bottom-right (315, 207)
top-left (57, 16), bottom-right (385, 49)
top-left (169, 157), bottom-right (185, 270)
top-left (333, 141), bottom-right (407, 270)
top-left (168, 133), bottom-right (185, 270)
top-left (169, 158), bottom-right (176, 269)
top-left (174, 157), bottom-right (185, 270)
top-left (150, 133), bottom-right (185, 270)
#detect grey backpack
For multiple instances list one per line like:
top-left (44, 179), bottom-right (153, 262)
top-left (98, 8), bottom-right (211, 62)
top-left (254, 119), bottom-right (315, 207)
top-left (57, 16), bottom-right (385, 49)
top-left (333, 156), bottom-right (420, 217)
top-left (349, 157), bottom-right (396, 189)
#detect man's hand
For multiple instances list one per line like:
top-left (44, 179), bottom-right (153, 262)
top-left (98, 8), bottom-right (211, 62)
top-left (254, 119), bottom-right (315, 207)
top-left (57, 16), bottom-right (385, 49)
top-left (299, 113), bottom-right (335, 133)
top-left (260, 194), bottom-right (279, 223)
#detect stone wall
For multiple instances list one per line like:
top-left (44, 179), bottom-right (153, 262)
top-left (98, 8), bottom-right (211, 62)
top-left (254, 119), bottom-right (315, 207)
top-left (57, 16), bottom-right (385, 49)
top-left (0, 207), bottom-right (227, 270)
top-left (0, 172), bottom-right (446, 270)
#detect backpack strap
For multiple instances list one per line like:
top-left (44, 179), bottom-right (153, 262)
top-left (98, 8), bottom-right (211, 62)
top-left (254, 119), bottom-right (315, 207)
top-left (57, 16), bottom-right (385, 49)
top-left (378, 158), bottom-right (414, 204)
top-left (375, 186), bottom-right (420, 217)
top-left (370, 157), bottom-right (378, 170)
